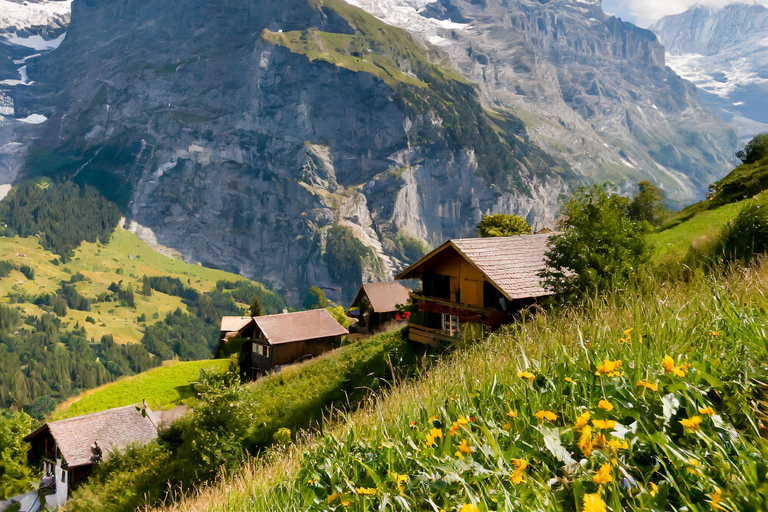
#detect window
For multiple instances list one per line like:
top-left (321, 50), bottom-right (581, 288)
top-left (442, 314), bottom-right (459, 337)
top-left (254, 344), bottom-right (270, 357)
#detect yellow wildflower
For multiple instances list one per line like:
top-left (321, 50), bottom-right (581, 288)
top-left (608, 438), bottom-right (628, 450)
top-left (575, 411), bottom-right (591, 431)
top-left (502, 422), bottom-right (511, 429)
top-left (596, 359), bottom-right (622, 375)
top-left (680, 416), bottom-right (703, 431)
top-left (650, 482), bottom-right (659, 497)
top-left (710, 488), bottom-right (724, 510)
top-left (510, 458), bottom-right (528, 484)
top-left (593, 463), bottom-right (613, 485)
top-left (699, 406), bottom-right (715, 416)
top-left (459, 505), bottom-right (480, 512)
top-left (637, 380), bottom-right (658, 391)
top-left (356, 487), bottom-right (376, 495)
top-left (578, 425), bottom-right (593, 457)
top-left (623, 328), bottom-right (633, 337)
top-left (342, 500), bottom-right (351, 507)
top-left (390, 472), bottom-right (408, 493)
top-left (592, 419), bottom-right (617, 430)
top-left (663, 355), bottom-right (688, 377)
top-left (507, 410), bottom-right (518, 418)
top-left (458, 439), bottom-right (472, 454)
top-left (425, 428), bottom-right (443, 446)
top-left (449, 417), bottom-right (470, 436)
top-left (711, 331), bottom-right (720, 337)
top-left (565, 377), bottom-right (575, 383)
top-left (518, 371), bottom-right (535, 380)
top-left (598, 399), bottom-right (614, 411)
top-left (535, 410), bottom-right (558, 422)
top-left (583, 493), bottom-right (607, 512)
top-left (687, 458), bottom-right (701, 474)
top-left (428, 415), bottom-right (439, 423)
top-left (327, 492), bottom-right (340, 504)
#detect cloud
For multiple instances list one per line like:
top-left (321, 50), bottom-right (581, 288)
top-left (603, 0), bottom-right (768, 27)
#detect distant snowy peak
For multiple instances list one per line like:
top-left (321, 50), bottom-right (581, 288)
top-left (0, 0), bottom-right (71, 33)
top-left (651, 3), bottom-right (768, 55)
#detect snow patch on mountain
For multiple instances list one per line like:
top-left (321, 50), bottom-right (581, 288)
top-left (0, 0), bottom-right (71, 32)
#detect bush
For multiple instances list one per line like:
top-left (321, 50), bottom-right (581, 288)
top-left (627, 181), bottom-right (666, 227)
top-left (0, 410), bottom-right (34, 499)
top-left (303, 286), bottom-right (330, 310)
top-left (324, 225), bottom-right (379, 284)
top-left (541, 184), bottom-right (648, 302)
top-left (736, 132), bottom-right (768, 164)
top-left (713, 192), bottom-right (768, 262)
top-left (273, 427), bottom-right (292, 446)
top-left (476, 213), bottom-right (531, 237)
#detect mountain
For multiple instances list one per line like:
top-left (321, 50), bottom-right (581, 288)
top-left (650, 3), bottom-right (768, 143)
top-left (1, 0), bottom-right (736, 303)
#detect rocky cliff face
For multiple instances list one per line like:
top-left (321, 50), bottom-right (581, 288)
top-left (651, 4), bottom-right (768, 142)
top-left (1, 0), bottom-right (737, 303)
top-left (14, 0), bottom-right (570, 303)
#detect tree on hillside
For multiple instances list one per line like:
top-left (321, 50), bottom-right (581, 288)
top-left (540, 184), bottom-right (648, 302)
top-left (477, 214), bottom-right (531, 237)
top-left (0, 410), bottom-right (35, 499)
top-left (736, 132), bottom-right (768, 164)
top-left (627, 181), bottom-right (666, 227)
top-left (303, 286), bottom-right (330, 310)
top-left (249, 296), bottom-right (263, 317)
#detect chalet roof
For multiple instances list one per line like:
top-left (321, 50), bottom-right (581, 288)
top-left (220, 316), bottom-right (254, 333)
top-left (396, 234), bottom-right (556, 301)
top-left (25, 405), bottom-right (159, 468)
top-left (254, 309), bottom-right (348, 345)
top-left (352, 281), bottom-right (411, 313)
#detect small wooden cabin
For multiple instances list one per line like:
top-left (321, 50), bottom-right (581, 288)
top-left (395, 234), bottom-right (555, 346)
top-left (347, 281), bottom-right (411, 334)
top-left (221, 309), bottom-right (348, 380)
top-left (24, 405), bottom-right (159, 508)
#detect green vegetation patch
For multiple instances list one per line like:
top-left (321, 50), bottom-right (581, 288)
top-left (52, 359), bottom-right (229, 420)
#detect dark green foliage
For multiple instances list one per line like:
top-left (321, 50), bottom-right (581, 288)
top-left (140, 276), bottom-right (152, 296)
top-left (248, 296), bottom-right (263, 317)
top-left (0, 410), bottom-right (34, 499)
top-left (0, 261), bottom-right (14, 278)
top-left (476, 213), bottom-right (532, 237)
top-left (107, 282), bottom-right (135, 307)
top-left (0, 182), bottom-right (120, 259)
top-left (215, 280), bottom-right (287, 314)
top-left (52, 296), bottom-right (68, 317)
top-left (388, 234), bottom-right (430, 264)
top-left (141, 309), bottom-right (217, 361)
top-left (303, 286), bottom-right (330, 310)
top-left (324, 225), bottom-right (380, 300)
top-left (137, 313), bottom-right (146, 323)
top-left (146, 276), bottom-right (199, 302)
top-left (736, 132), bottom-right (768, 164)
top-left (59, 284), bottom-right (90, 311)
top-left (0, 306), bottom-right (21, 332)
top-left (0, 312), bottom-right (159, 411)
top-left (713, 192), bottom-right (768, 263)
top-left (627, 181), bottom-right (666, 227)
top-left (541, 184), bottom-right (648, 302)
top-left (18, 265), bottom-right (33, 280)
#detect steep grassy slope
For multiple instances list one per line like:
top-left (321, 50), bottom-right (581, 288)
top-left (52, 359), bottom-right (229, 420)
top-left (650, 155), bottom-right (768, 261)
top-left (162, 263), bottom-right (768, 512)
top-left (66, 330), bottom-right (415, 512)
top-left (0, 224), bottom-right (281, 344)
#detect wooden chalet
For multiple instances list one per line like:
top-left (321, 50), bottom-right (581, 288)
top-left (347, 281), bottom-right (411, 334)
top-left (24, 405), bottom-right (159, 508)
top-left (220, 309), bottom-right (348, 380)
top-left (395, 234), bottom-right (555, 346)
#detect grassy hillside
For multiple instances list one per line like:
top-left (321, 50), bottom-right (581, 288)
top-left (164, 262), bottom-right (768, 512)
top-left (649, 153), bottom-right (768, 261)
top-left (0, 224), bottom-right (274, 345)
top-left (52, 359), bottom-right (229, 420)
top-left (66, 329), bottom-right (415, 512)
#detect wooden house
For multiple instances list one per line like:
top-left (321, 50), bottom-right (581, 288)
top-left (220, 309), bottom-right (348, 380)
top-left (347, 281), bottom-right (411, 334)
top-left (395, 234), bottom-right (555, 346)
top-left (24, 405), bottom-right (159, 508)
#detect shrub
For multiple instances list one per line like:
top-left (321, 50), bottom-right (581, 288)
top-left (627, 180), bottom-right (666, 227)
top-left (0, 410), bottom-right (35, 499)
top-left (476, 213), bottom-right (531, 237)
top-left (713, 192), bottom-right (768, 262)
top-left (324, 225), bottom-right (379, 285)
top-left (273, 427), bottom-right (292, 446)
top-left (541, 184), bottom-right (648, 302)
top-left (736, 132), bottom-right (768, 164)
top-left (303, 286), bottom-right (330, 310)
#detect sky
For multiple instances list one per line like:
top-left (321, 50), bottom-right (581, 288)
top-left (602, 0), bottom-right (768, 27)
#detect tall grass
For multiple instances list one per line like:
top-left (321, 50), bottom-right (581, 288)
top-left (161, 261), bottom-right (768, 512)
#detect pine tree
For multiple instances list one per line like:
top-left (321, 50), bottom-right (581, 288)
top-left (249, 296), bottom-right (263, 317)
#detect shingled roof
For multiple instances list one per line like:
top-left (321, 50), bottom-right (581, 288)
top-left (254, 309), bottom-right (348, 345)
top-left (396, 234), bottom-right (556, 300)
top-left (25, 405), bottom-right (159, 468)
top-left (220, 316), bottom-right (254, 333)
top-left (351, 282), bottom-right (411, 313)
